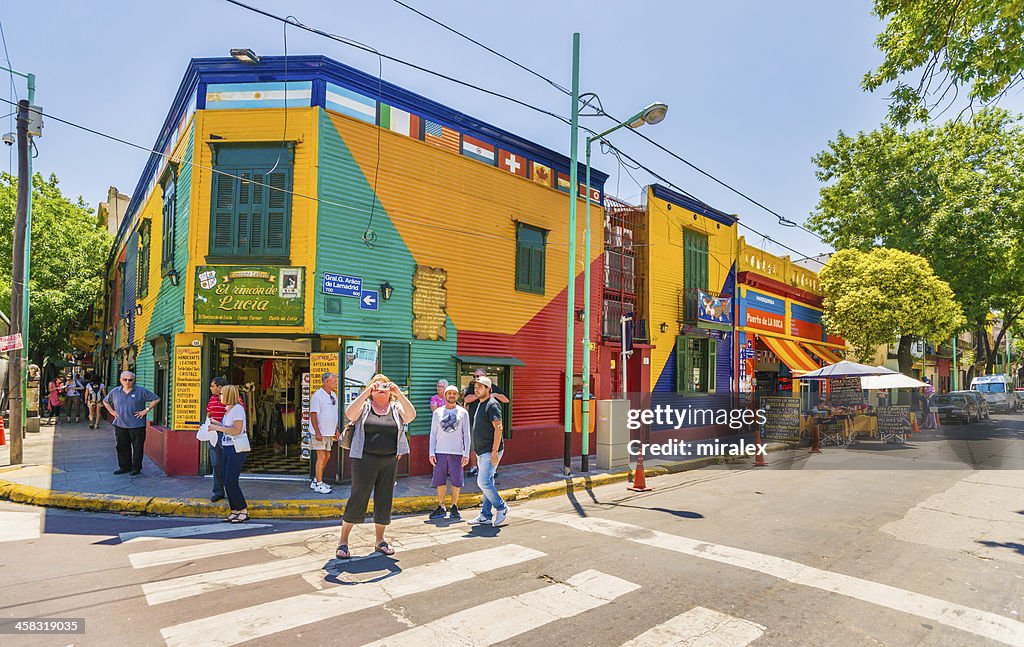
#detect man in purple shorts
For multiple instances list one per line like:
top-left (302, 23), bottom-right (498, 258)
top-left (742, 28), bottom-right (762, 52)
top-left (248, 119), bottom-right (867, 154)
top-left (428, 384), bottom-right (471, 520)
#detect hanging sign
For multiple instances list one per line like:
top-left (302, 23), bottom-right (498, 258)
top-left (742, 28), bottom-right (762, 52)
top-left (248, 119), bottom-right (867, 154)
top-left (173, 345), bottom-right (203, 430)
top-left (194, 266), bottom-right (304, 326)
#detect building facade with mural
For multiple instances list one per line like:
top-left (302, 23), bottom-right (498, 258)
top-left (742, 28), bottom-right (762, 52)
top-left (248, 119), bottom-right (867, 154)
top-left (101, 55), bottom-right (607, 479)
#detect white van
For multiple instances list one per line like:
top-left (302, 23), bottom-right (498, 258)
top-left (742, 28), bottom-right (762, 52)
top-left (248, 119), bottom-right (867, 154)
top-left (970, 374), bottom-right (1019, 413)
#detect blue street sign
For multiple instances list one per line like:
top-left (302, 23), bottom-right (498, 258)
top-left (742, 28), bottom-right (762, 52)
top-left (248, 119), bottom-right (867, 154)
top-left (359, 289), bottom-right (379, 311)
top-left (323, 272), bottom-right (361, 297)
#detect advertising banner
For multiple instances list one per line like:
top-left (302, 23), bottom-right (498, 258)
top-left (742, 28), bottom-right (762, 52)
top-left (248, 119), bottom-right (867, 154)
top-left (195, 266), bottom-right (304, 326)
top-left (173, 345), bottom-right (203, 430)
top-left (696, 290), bottom-right (732, 330)
top-left (762, 396), bottom-right (801, 442)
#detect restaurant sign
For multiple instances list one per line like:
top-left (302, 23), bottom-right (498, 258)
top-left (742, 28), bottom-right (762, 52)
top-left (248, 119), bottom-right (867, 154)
top-left (696, 290), bottom-right (732, 331)
top-left (195, 266), bottom-right (304, 326)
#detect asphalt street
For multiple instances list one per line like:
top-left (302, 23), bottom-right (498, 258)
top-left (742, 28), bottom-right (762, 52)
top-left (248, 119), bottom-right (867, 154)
top-left (1, 415), bottom-right (1023, 647)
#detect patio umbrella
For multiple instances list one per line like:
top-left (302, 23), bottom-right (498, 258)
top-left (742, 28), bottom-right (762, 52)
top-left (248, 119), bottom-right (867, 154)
top-left (799, 360), bottom-right (898, 380)
top-left (860, 371), bottom-right (928, 390)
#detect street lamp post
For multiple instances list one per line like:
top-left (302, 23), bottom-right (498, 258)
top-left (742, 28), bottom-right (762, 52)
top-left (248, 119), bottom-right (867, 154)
top-left (563, 34), bottom-right (581, 477)
top-left (579, 102), bottom-right (667, 472)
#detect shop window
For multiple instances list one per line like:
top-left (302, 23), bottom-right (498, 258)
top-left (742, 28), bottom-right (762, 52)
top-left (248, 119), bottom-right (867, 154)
top-left (676, 335), bottom-right (716, 395)
top-left (161, 171), bottom-right (177, 272)
top-left (137, 220), bottom-right (151, 299)
top-left (683, 229), bottom-right (708, 321)
top-left (515, 222), bottom-right (547, 294)
top-left (208, 144), bottom-right (294, 262)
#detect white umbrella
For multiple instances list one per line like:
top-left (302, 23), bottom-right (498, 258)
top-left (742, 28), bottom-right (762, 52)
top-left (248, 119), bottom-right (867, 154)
top-left (799, 360), bottom-right (898, 380)
top-left (860, 370), bottom-right (927, 390)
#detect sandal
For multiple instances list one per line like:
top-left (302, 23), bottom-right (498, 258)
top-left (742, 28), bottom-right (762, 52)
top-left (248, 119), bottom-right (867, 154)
top-left (335, 544), bottom-right (351, 560)
top-left (376, 541), bottom-right (395, 556)
top-left (224, 512), bottom-right (240, 523)
top-left (230, 512), bottom-right (249, 524)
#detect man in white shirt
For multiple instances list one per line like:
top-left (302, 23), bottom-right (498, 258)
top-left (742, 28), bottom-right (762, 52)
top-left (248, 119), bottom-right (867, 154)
top-left (428, 384), bottom-right (471, 520)
top-left (309, 372), bottom-right (339, 494)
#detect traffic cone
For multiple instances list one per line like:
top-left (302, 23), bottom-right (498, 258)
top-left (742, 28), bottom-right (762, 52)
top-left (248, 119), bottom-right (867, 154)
top-left (0, 414), bottom-right (6, 446)
top-left (628, 454), bottom-right (653, 492)
top-left (809, 421), bottom-right (822, 453)
top-left (752, 426), bottom-right (766, 467)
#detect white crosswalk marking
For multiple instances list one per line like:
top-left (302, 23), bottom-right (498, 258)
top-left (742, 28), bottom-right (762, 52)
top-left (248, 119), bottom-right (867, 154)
top-left (620, 606), bottom-right (765, 647)
top-left (360, 569), bottom-right (639, 646)
top-left (120, 522), bottom-right (273, 543)
top-left (129, 526), bottom-right (332, 568)
top-left (519, 509), bottom-right (1024, 646)
top-left (0, 510), bottom-right (40, 542)
top-left (142, 528), bottom-right (471, 605)
top-left (159, 544), bottom-right (546, 647)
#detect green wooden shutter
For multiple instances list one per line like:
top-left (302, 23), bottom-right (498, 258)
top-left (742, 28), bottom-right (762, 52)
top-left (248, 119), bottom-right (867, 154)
top-left (211, 172), bottom-right (236, 256)
top-left (675, 336), bottom-right (689, 394)
top-left (236, 171), bottom-right (253, 255)
top-left (265, 169), bottom-right (291, 254)
top-left (516, 244), bottom-right (530, 288)
top-left (137, 221), bottom-right (150, 299)
top-left (530, 247), bottom-right (544, 292)
top-left (683, 229), bottom-right (709, 321)
top-left (161, 179), bottom-right (176, 270)
top-left (706, 338), bottom-right (717, 394)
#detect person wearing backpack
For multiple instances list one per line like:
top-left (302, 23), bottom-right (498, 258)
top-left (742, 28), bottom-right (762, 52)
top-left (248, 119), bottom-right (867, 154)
top-left (334, 374), bottom-right (416, 560)
top-left (85, 378), bottom-right (107, 429)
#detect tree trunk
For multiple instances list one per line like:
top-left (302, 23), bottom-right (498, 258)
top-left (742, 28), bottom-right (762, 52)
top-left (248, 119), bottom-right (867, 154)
top-left (985, 309), bottom-right (1019, 375)
top-left (896, 335), bottom-right (914, 404)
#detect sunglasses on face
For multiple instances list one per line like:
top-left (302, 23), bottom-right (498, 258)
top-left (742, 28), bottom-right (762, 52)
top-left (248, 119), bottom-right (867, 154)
top-left (121, 378), bottom-right (134, 383)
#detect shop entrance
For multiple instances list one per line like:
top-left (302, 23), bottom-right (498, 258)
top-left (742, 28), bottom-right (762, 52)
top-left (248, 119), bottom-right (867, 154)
top-left (215, 337), bottom-right (311, 475)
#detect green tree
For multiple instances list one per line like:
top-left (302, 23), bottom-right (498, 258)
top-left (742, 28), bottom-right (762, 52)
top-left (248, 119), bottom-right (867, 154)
top-left (818, 248), bottom-right (964, 375)
top-left (0, 172), bottom-right (111, 364)
top-left (864, 0), bottom-right (1024, 125)
top-left (809, 109), bottom-right (1024, 374)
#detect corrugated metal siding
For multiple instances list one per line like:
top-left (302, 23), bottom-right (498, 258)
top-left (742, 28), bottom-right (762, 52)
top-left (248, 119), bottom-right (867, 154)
top-left (124, 234), bottom-right (138, 345)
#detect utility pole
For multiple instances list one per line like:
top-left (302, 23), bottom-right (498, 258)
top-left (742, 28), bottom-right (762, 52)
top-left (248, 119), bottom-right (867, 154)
top-left (8, 100), bottom-right (29, 464)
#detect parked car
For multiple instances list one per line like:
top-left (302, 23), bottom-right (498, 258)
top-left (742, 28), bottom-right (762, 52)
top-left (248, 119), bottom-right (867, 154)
top-left (970, 374), bottom-right (1019, 413)
top-left (933, 394), bottom-right (980, 424)
top-left (949, 390), bottom-right (990, 420)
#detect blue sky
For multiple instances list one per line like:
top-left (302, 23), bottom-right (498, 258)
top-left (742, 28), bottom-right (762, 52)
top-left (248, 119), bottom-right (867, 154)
top-left (3, 0), bottom-right (1022, 260)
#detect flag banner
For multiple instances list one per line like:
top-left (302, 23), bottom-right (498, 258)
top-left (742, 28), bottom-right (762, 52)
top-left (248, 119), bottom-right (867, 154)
top-left (206, 82), bottom-right (312, 110)
top-left (557, 172), bottom-right (571, 193)
top-left (461, 135), bottom-right (496, 165)
top-left (325, 83), bottom-right (377, 124)
top-left (378, 103), bottom-right (421, 138)
top-left (531, 161), bottom-right (553, 187)
top-left (424, 119), bottom-right (460, 152)
top-left (498, 149), bottom-right (529, 177)
top-left (579, 184), bottom-right (601, 202)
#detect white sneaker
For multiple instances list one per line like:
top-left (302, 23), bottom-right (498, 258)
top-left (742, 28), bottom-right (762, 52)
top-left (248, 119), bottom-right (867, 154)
top-left (467, 514), bottom-right (491, 525)
top-left (492, 507), bottom-right (509, 527)
top-left (310, 480), bottom-right (319, 490)
top-left (315, 482), bottom-right (333, 494)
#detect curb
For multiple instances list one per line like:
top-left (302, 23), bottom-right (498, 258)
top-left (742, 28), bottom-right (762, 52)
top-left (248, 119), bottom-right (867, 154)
top-left (0, 443), bottom-right (793, 519)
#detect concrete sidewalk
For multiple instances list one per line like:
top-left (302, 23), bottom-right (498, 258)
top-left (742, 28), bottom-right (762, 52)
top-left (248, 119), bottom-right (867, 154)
top-left (0, 418), bottom-right (786, 519)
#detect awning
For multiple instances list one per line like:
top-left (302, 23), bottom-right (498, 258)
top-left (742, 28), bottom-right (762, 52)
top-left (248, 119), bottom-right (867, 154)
top-left (802, 343), bottom-right (843, 365)
top-left (452, 355), bottom-right (526, 367)
top-left (760, 336), bottom-right (819, 374)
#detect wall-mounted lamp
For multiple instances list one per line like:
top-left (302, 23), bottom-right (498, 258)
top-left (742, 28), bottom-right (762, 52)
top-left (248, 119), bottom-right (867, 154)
top-left (380, 282), bottom-right (394, 301)
top-left (167, 269), bottom-right (180, 286)
top-left (230, 48), bottom-right (261, 64)
top-left (135, 304), bottom-right (144, 316)
top-left (576, 308), bottom-right (585, 322)
top-left (660, 322), bottom-right (669, 333)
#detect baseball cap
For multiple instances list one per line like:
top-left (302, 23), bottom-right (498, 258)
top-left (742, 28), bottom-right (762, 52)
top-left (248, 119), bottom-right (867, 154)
top-left (444, 385), bottom-right (460, 395)
top-left (473, 376), bottom-right (492, 389)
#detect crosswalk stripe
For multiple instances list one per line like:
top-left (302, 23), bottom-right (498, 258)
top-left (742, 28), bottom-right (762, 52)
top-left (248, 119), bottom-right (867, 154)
top-left (142, 528), bottom-right (471, 605)
top-left (0, 510), bottom-right (40, 542)
top-left (120, 523), bottom-right (274, 543)
top-left (160, 544), bottom-right (546, 647)
top-left (519, 509), bottom-right (1024, 646)
top-left (620, 606), bottom-right (765, 646)
top-left (360, 569), bottom-right (638, 647)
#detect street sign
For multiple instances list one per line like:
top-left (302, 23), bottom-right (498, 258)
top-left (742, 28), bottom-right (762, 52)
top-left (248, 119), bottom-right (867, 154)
top-left (0, 333), bottom-right (23, 352)
top-left (323, 272), bottom-right (362, 297)
top-left (359, 289), bottom-right (379, 311)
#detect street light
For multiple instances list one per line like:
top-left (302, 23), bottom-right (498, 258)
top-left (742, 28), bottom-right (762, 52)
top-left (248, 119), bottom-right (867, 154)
top-left (230, 48), bottom-right (261, 64)
top-left (579, 100), bottom-right (668, 473)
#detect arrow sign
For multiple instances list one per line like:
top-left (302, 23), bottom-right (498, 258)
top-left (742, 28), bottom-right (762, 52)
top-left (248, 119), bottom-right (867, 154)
top-left (359, 289), bottom-right (379, 311)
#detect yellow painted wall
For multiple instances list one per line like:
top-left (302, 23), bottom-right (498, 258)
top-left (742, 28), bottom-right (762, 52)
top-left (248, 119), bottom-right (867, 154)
top-left (645, 188), bottom-right (738, 377)
top-left (327, 112), bottom-right (603, 334)
top-left (185, 108), bottom-right (320, 334)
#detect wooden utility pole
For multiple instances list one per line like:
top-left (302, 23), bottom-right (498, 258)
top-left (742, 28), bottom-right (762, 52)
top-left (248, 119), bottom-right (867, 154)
top-left (8, 100), bottom-right (29, 464)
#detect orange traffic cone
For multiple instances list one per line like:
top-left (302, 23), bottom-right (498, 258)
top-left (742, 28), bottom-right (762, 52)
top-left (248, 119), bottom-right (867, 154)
top-left (0, 414), bottom-right (6, 446)
top-left (628, 454), bottom-right (653, 492)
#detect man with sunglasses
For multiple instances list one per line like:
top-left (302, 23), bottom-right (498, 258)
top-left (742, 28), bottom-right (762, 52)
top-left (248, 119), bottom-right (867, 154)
top-left (102, 371), bottom-right (160, 476)
top-left (309, 372), bottom-right (340, 494)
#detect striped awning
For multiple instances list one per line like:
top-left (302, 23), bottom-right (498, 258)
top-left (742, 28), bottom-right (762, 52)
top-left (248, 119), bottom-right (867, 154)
top-left (760, 336), bottom-right (820, 374)
top-left (802, 343), bottom-right (844, 365)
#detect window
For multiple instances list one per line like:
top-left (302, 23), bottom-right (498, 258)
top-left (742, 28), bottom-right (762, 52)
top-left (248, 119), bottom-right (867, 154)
top-left (161, 172), bottom-right (177, 272)
top-left (137, 220), bottom-right (151, 299)
top-left (604, 250), bottom-right (635, 292)
top-left (154, 361), bottom-right (167, 426)
top-left (515, 223), bottom-right (547, 294)
top-left (209, 144), bottom-right (294, 260)
top-left (676, 335), bottom-right (716, 395)
top-left (683, 229), bottom-right (708, 321)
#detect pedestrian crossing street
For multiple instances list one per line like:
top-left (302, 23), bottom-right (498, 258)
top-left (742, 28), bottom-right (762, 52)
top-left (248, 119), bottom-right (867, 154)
top-left (124, 507), bottom-right (1024, 647)
top-left (126, 513), bottom-right (768, 647)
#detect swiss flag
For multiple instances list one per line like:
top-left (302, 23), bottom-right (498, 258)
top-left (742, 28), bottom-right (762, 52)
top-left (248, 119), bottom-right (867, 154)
top-left (498, 149), bottom-right (528, 178)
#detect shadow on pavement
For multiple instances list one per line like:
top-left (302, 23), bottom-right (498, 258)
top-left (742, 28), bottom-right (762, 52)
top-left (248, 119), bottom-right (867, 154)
top-left (976, 540), bottom-right (1024, 557)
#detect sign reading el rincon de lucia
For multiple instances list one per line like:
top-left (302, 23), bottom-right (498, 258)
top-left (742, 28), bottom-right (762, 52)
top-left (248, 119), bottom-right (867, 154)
top-left (195, 266), bottom-right (304, 326)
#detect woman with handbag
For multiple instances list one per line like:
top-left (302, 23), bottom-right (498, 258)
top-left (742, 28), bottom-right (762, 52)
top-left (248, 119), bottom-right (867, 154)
top-left (335, 374), bottom-right (416, 559)
top-left (209, 385), bottom-right (251, 523)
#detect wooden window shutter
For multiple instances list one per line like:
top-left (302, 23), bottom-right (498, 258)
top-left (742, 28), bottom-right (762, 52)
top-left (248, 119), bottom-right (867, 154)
top-left (675, 336), bottom-right (688, 394)
top-left (706, 338), bottom-right (717, 394)
top-left (161, 178), bottom-right (176, 270)
top-left (211, 171), bottom-right (237, 256)
top-left (516, 244), bottom-right (530, 288)
top-left (264, 169), bottom-right (291, 254)
top-left (530, 247), bottom-right (544, 292)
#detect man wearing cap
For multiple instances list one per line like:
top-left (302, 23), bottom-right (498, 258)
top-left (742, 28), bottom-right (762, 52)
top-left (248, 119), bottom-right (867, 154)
top-left (467, 375), bottom-right (509, 526)
top-left (309, 372), bottom-right (340, 494)
top-left (462, 368), bottom-right (509, 478)
top-left (428, 384), bottom-right (471, 520)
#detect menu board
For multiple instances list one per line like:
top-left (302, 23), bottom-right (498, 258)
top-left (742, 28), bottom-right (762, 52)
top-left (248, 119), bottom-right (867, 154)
top-left (877, 405), bottom-right (910, 441)
top-left (300, 373), bottom-right (311, 461)
top-left (173, 346), bottom-right (203, 431)
top-left (829, 377), bottom-right (863, 407)
top-left (762, 396), bottom-right (801, 442)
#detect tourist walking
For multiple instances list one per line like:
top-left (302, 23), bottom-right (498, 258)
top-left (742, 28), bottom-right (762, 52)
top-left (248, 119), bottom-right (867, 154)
top-left (428, 384), bottom-right (471, 520)
top-left (85, 377), bottom-right (107, 429)
top-left (462, 368), bottom-right (509, 477)
top-left (467, 375), bottom-right (509, 527)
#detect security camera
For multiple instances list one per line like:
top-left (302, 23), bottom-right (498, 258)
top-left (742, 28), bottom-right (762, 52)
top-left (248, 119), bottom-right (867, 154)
top-left (1, 133), bottom-right (14, 146)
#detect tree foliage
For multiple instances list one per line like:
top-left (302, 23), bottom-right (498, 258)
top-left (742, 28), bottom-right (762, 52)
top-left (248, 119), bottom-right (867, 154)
top-left (809, 109), bottom-right (1024, 371)
top-left (864, 0), bottom-right (1024, 125)
top-left (818, 248), bottom-right (964, 370)
top-left (0, 173), bottom-right (111, 362)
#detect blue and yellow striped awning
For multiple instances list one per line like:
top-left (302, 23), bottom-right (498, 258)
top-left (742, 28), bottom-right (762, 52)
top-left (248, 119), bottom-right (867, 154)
top-left (760, 336), bottom-right (820, 374)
